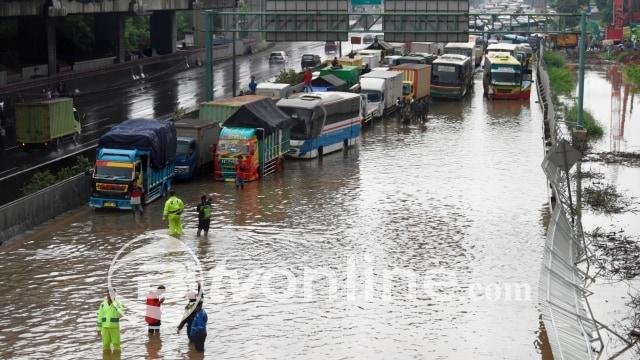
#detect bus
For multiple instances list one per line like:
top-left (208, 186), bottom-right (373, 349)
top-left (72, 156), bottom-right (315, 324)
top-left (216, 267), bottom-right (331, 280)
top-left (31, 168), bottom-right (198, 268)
top-left (444, 42), bottom-right (477, 67)
top-left (276, 92), bottom-right (363, 159)
top-left (430, 54), bottom-right (474, 100)
top-left (486, 43), bottom-right (527, 66)
top-left (483, 52), bottom-right (531, 100)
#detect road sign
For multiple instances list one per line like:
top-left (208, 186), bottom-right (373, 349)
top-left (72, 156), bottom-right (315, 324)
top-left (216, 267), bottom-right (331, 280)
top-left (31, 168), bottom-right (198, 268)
top-left (383, 0), bottom-right (469, 42)
top-left (265, 0), bottom-right (349, 41)
top-left (351, 36), bottom-right (362, 44)
top-left (352, 0), bottom-right (382, 5)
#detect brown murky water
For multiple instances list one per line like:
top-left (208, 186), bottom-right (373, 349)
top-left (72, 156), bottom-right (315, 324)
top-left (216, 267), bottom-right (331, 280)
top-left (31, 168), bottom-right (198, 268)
top-left (0, 74), bottom-right (549, 359)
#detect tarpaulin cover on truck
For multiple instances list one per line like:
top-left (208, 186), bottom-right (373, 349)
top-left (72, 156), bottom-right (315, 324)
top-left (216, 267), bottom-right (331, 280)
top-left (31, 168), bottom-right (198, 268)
top-left (221, 98), bottom-right (293, 138)
top-left (98, 119), bottom-right (177, 168)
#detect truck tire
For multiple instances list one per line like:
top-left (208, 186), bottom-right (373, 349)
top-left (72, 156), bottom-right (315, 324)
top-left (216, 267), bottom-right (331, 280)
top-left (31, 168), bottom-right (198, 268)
top-left (73, 132), bottom-right (79, 145)
top-left (55, 138), bottom-right (62, 150)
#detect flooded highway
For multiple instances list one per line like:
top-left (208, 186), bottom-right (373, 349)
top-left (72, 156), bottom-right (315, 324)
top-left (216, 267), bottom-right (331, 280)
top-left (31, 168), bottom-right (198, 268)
top-left (0, 73), bottom-right (549, 359)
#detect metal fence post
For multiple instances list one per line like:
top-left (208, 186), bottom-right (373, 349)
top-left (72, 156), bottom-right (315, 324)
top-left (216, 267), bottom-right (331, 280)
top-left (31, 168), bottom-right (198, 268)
top-left (577, 11), bottom-right (586, 129)
top-left (205, 10), bottom-right (214, 101)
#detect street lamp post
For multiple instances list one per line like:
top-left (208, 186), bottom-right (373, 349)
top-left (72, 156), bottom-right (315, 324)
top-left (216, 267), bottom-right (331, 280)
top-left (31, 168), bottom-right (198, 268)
top-left (577, 11), bottom-right (586, 129)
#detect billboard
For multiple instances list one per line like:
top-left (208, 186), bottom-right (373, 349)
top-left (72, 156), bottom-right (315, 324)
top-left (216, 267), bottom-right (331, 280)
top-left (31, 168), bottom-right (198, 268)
top-left (383, 0), bottom-right (469, 42)
top-left (266, 0), bottom-right (349, 41)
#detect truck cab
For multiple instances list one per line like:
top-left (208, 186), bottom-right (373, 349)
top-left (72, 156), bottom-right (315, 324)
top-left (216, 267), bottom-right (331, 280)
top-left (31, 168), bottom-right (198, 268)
top-left (90, 149), bottom-right (144, 209)
top-left (214, 128), bottom-right (260, 182)
top-left (402, 82), bottom-right (414, 102)
top-left (175, 136), bottom-right (197, 180)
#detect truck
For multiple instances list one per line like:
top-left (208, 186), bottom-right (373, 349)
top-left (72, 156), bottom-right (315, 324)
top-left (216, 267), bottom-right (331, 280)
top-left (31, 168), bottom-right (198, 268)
top-left (214, 96), bottom-right (293, 182)
top-left (89, 119), bottom-right (176, 210)
top-left (319, 65), bottom-right (361, 87)
top-left (357, 49), bottom-right (383, 66)
top-left (359, 70), bottom-right (403, 115)
top-left (15, 97), bottom-right (81, 150)
top-left (409, 42), bottom-right (441, 55)
top-left (255, 82), bottom-right (294, 101)
top-left (391, 63), bottom-right (431, 103)
top-left (173, 118), bottom-right (220, 181)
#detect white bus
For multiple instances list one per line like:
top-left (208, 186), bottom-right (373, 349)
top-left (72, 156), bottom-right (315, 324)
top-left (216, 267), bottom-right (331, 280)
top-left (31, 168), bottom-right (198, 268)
top-left (444, 42), bottom-right (477, 67)
top-left (276, 92), bottom-right (363, 159)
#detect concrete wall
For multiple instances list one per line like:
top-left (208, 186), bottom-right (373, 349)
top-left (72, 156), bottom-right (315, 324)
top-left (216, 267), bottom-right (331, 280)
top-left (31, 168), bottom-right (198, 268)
top-left (0, 172), bottom-right (91, 244)
top-left (73, 57), bottom-right (116, 72)
top-left (21, 64), bottom-right (48, 80)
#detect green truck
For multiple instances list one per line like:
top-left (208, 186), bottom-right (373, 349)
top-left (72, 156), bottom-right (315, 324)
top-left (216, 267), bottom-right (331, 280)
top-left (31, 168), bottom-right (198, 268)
top-left (15, 97), bottom-right (81, 150)
top-left (319, 65), bottom-right (361, 87)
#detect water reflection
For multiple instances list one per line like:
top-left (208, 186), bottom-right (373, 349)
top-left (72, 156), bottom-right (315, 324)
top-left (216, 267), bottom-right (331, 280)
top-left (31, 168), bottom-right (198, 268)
top-left (0, 76), bottom-right (548, 359)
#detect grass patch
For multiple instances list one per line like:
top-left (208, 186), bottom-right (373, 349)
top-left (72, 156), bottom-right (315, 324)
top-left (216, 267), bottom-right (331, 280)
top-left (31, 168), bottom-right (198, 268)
top-left (565, 104), bottom-right (604, 138)
top-left (623, 64), bottom-right (640, 89)
top-left (544, 51), bottom-right (575, 96)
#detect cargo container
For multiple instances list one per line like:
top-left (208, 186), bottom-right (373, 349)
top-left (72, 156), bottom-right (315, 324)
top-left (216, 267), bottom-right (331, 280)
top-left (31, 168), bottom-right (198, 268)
top-left (319, 66), bottom-right (361, 87)
top-left (173, 119), bottom-right (220, 180)
top-left (359, 70), bottom-right (403, 115)
top-left (392, 63), bottom-right (431, 102)
top-left (15, 97), bottom-right (81, 150)
top-left (255, 83), bottom-right (293, 101)
top-left (199, 95), bottom-right (266, 124)
top-left (338, 57), bottom-right (363, 68)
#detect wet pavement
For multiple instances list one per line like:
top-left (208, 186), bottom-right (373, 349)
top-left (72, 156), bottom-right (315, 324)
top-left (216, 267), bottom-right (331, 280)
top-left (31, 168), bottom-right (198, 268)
top-left (0, 41), bottom-right (332, 177)
top-left (0, 71), bottom-right (551, 359)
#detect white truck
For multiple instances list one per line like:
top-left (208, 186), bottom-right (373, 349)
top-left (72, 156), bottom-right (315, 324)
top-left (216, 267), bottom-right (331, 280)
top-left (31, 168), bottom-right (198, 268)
top-left (357, 49), bottom-right (383, 66)
top-left (359, 70), bottom-right (403, 116)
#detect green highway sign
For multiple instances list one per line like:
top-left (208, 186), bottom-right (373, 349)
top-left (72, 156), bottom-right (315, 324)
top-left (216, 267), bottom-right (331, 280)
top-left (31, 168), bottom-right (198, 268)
top-left (352, 0), bottom-right (382, 5)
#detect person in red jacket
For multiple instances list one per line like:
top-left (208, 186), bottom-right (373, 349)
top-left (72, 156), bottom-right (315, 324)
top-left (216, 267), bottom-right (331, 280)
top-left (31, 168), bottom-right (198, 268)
top-left (145, 285), bottom-right (165, 334)
top-left (303, 68), bottom-right (313, 93)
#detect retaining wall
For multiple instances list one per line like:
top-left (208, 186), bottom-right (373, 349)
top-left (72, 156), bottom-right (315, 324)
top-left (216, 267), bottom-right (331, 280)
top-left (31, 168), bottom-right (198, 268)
top-left (0, 172), bottom-right (91, 244)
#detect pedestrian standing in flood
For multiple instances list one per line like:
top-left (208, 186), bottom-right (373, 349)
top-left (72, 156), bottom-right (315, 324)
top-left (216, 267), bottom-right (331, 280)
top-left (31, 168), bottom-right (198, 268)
top-left (163, 189), bottom-right (184, 237)
top-left (196, 195), bottom-right (212, 237)
top-left (97, 289), bottom-right (124, 353)
top-left (189, 301), bottom-right (208, 353)
top-left (145, 285), bottom-right (165, 334)
top-left (130, 185), bottom-right (144, 215)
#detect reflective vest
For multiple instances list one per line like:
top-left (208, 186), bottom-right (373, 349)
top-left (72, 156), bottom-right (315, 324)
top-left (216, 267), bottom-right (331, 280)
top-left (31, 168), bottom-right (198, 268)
top-left (163, 196), bottom-right (184, 216)
top-left (96, 299), bottom-right (124, 330)
top-left (145, 290), bottom-right (163, 324)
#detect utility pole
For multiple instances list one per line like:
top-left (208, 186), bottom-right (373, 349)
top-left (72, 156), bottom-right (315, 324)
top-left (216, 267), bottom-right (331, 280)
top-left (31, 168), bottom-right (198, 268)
top-left (205, 10), bottom-right (214, 101)
top-left (232, 1), bottom-right (238, 97)
top-left (577, 11), bottom-right (586, 129)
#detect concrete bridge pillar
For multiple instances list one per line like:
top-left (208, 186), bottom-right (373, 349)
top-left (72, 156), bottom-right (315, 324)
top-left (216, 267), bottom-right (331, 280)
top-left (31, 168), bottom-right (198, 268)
top-left (94, 13), bottom-right (126, 63)
top-left (150, 11), bottom-right (177, 55)
top-left (47, 17), bottom-right (57, 75)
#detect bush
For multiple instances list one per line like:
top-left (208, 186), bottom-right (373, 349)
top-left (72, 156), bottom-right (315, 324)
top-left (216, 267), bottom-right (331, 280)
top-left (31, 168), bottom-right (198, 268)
top-left (543, 51), bottom-right (566, 69)
top-left (172, 107), bottom-right (186, 121)
top-left (623, 64), bottom-right (640, 89)
top-left (565, 104), bottom-right (604, 138)
top-left (275, 69), bottom-right (302, 85)
top-left (22, 156), bottom-right (93, 195)
top-left (548, 67), bottom-right (575, 95)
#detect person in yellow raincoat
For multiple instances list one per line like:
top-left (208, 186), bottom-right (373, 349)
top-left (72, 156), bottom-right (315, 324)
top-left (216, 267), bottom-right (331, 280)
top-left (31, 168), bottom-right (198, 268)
top-left (163, 189), bottom-right (184, 236)
top-left (97, 289), bottom-right (124, 352)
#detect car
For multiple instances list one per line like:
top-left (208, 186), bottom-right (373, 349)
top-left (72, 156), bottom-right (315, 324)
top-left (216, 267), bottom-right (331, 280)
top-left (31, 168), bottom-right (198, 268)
top-left (269, 51), bottom-right (288, 63)
top-left (301, 54), bottom-right (321, 69)
top-left (324, 41), bottom-right (338, 53)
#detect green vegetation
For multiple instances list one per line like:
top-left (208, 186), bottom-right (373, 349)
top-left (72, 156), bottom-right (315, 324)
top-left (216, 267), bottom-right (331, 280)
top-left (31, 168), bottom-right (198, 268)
top-left (275, 69), bottom-right (303, 85)
top-left (623, 64), bottom-right (640, 89)
top-left (172, 107), bottom-right (186, 121)
top-left (125, 16), bottom-right (150, 51)
top-left (544, 51), bottom-right (575, 96)
top-left (565, 104), bottom-right (604, 138)
top-left (22, 156), bottom-right (93, 195)
top-left (176, 12), bottom-right (191, 41)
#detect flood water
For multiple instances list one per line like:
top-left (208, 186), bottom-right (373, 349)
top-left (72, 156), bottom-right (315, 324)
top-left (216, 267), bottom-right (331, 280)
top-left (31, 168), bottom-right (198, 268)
top-left (0, 73), bottom-right (549, 359)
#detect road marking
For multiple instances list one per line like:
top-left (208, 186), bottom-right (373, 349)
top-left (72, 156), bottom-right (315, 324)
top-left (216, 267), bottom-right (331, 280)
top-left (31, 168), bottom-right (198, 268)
top-left (0, 167), bottom-right (18, 177)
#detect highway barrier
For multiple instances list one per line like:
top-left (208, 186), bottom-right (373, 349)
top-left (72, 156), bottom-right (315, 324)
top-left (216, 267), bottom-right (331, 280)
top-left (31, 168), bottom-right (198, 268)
top-left (0, 171), bottom-right (91, 244)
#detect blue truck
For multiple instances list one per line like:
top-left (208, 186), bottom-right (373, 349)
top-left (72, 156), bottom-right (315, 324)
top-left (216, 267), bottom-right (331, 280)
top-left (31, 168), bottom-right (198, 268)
top-left (89, 119), bottom-right (176, 210)
top-left (173, 118), bottom-right (219, 181)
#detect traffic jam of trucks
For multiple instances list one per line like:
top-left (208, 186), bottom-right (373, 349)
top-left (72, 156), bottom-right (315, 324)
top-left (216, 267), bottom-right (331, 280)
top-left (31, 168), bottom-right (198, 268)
top-left (65, 35), bottom-right (552, 211)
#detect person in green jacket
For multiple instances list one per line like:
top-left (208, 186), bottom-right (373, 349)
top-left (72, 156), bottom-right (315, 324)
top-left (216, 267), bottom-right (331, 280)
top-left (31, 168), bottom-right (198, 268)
top-left (97, 289), bottom-right (124, 352)
top-left (163, 189), bottom-right (184, 237)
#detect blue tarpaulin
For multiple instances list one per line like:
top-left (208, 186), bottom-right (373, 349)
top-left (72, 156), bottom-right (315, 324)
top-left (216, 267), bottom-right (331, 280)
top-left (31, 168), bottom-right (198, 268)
top-left (98, 119), bottom-right (177, 168)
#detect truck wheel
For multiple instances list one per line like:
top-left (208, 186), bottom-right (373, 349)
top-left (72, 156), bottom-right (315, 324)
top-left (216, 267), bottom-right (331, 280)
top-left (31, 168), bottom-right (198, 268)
top-left (73, 132), bottom-right (79, 145)
top-left (55, 138), bottom-right (62, 150)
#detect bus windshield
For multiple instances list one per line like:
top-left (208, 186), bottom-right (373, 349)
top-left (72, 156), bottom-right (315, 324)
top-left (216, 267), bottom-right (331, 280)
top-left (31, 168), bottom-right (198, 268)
top-left (491, 66), bottom-right (521, 85)
top-left (95, 164), bottom-right (133, 179)
top-left (432, 64), bottom-right (461, 85)
top-left (279, 107), bottom-right (313, 139)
